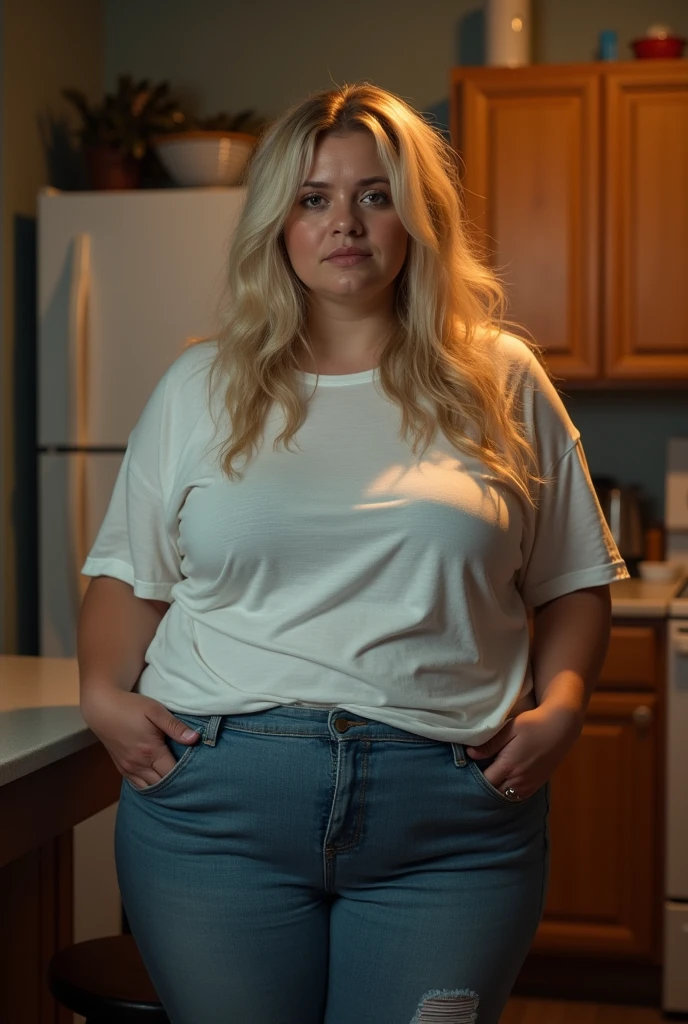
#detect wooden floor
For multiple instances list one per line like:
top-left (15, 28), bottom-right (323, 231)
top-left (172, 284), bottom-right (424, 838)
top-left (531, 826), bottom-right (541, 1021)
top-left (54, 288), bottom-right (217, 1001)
top-left (501, 997), bottom-right (672, 1022)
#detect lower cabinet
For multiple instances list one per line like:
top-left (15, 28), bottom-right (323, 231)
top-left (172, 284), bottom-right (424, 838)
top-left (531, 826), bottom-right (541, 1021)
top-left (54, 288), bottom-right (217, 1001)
top-left (533, 621), bottom-right (664, 961)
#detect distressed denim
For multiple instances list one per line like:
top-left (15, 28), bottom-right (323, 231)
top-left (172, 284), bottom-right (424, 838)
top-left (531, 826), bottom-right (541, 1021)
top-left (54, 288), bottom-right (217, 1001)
top-left (115, 704), bottom-right (550, 1024)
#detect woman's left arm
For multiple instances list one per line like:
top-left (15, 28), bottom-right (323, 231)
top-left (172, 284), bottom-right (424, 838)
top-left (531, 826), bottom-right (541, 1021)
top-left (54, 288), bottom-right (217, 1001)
top-left (464, 584), bottom-right (612, 798)
top-left (531, 583), bottom-right (612, 718)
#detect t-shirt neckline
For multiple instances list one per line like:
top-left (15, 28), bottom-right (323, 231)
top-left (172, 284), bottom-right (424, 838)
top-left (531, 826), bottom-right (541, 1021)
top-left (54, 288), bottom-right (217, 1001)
top-left (296, 366), bottom-right (378, 386)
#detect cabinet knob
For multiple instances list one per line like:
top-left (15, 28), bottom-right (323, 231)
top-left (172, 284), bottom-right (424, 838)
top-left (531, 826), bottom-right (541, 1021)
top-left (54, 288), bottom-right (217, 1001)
top-left (633, 704), bottom-right (653, 730)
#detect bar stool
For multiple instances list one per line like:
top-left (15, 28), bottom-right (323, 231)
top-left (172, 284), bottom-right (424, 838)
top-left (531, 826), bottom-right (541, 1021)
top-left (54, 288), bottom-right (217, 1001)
top-left (47, 934), bottom-right (170, 1022)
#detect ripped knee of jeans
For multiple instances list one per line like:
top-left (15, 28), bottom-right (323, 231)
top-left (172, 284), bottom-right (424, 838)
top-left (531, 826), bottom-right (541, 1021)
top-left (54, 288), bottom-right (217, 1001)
top-left (410, 987), bottom-right (480, 1023)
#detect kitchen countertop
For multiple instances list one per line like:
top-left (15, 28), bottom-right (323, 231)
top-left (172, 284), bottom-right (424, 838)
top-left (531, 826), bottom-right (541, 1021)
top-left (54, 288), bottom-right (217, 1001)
top-left (0, 655), bottom-right (93, 788)
top-left (609, 574), bottom-right (685, 618)
top-left (1, 579), bottom-right (683, 787)
top-left (0, 654), bottom-right (122, 877)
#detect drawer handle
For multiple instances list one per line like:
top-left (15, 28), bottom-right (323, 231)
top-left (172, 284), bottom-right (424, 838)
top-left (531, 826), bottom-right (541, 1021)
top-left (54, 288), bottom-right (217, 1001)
top-left (633, 705), bottom-right (653, 731)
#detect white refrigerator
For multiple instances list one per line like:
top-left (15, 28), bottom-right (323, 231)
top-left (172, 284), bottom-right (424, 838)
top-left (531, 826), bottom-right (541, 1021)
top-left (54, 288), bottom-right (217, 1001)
top-left (37, 185), bottom-right (246, 1005)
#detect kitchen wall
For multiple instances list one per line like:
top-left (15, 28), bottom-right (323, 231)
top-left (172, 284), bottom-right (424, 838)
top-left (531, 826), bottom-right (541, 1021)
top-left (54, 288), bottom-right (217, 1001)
top-left (103, 0), bottom-right (688, 134)
top-left (1, 0), bottom-right (687, 651)
top-left (562, 392), bottom-right (688, 528)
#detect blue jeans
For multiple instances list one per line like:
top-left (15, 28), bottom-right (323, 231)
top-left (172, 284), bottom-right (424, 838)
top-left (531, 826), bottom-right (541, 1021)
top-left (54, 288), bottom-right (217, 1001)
top-left (115, 705), bottom-right (550, 1024)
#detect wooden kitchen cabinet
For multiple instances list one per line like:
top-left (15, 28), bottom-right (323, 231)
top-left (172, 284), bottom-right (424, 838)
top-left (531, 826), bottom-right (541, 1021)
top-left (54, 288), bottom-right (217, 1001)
top-left (532, 622), bottom-right (665, 961)
top-left (450, 60), bottom-right (688, 384)
top-left (0, 737), bottom-right (122, 1024)
top-left (604, 64), bottom-right (688, 379)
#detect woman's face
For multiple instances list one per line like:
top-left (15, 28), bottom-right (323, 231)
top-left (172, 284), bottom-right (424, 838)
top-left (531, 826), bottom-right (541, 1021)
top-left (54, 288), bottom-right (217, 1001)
top-left (282, 131), bottom-right (409, 305)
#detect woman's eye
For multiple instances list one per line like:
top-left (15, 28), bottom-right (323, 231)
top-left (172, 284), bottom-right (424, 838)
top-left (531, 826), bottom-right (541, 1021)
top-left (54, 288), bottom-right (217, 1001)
top-left (364, 191), bottom-right (390, 206)
top-left (301, 191), bottom-right (390, 209)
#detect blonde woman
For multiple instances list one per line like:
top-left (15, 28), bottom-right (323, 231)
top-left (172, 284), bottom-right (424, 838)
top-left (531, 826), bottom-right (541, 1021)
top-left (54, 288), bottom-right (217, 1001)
top-left (78, 82), bottom-right (629, 1024)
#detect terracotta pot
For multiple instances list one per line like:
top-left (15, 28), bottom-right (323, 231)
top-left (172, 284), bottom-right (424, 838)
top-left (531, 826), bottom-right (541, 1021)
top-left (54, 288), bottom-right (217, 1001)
top-left (83, 145), bottom-right (142, 190)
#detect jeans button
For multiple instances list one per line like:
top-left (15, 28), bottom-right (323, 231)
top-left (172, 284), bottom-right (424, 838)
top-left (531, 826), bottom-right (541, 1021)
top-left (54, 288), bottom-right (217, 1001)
top-left (334, 719), bottom-right (350, 733)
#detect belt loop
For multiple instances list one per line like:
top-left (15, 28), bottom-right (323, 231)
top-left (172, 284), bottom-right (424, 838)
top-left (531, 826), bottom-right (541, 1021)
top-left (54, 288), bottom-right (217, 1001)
top-left (202, 715), bottom-right (223, 746)
top-left (451, 742), bottom-right (467, 767)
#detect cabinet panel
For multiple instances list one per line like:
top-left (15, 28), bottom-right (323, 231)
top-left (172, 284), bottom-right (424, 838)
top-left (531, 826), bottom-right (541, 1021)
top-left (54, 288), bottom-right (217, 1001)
top-left (597, 624), bottom-right (659, 691)
top-left (533, 691), bottom-right (659, 958)
top-left (604, 62), bottom-right (688, 378)
top-left (450, 67), bottom-right (601, 378)
top-left (0, 834), bottom-right (73, 1024)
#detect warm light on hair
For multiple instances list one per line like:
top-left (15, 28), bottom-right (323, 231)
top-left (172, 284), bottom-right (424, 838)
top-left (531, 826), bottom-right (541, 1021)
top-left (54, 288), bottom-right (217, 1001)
top-left (187, 81), bottom-right (552, 508)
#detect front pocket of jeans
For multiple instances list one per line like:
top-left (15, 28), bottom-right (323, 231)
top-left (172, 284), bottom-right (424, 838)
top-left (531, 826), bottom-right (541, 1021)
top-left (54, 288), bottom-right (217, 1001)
top-left (467, 755), bottom-right (536, 808)
top-left (123, 715), bottom-right (207, 797)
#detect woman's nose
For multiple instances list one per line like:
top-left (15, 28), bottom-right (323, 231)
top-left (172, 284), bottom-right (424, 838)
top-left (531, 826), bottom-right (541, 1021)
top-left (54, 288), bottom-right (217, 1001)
top-left (328, 201), bottom-right (364, 231)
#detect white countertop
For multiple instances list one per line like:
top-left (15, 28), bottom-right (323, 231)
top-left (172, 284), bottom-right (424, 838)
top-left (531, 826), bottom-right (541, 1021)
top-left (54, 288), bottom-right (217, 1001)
top-left (1, 579), bottom-right (683, 787)
top-left (609, 575), bottom-right (686, 617)
top-left (0, 656), bottom-right (95, 787)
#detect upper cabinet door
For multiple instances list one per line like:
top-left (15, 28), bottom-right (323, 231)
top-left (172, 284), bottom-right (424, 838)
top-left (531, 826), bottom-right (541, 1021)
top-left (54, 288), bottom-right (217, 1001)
top-left (604, 62), bottom-right (688, 380)
top-left (450, 66), bottom-right (601, 379)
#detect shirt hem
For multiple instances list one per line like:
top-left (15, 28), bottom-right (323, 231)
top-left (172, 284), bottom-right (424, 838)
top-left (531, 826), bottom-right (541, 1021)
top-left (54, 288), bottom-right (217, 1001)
top-left (523, 562), bottom-right (630, 609)
top-left (81, 557), bottom-right (176, 600)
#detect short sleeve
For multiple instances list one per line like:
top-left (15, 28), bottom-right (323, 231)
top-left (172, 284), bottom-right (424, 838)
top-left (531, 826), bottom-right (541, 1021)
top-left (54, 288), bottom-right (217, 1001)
top-left (80, 371), bottom-right (183, 602)
top-left (516, 438), bottom-right (629, 608)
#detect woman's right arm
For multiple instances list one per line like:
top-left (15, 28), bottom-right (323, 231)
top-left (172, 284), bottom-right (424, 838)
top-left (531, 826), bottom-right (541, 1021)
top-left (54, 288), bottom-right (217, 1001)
top-left (76, 576), bottom-right (201, 789)
top-left (77, 575), bottom-right (168, 716)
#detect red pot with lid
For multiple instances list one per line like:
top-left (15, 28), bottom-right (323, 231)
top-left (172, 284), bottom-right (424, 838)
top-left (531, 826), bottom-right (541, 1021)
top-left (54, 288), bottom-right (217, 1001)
top-left (632, 36), bottom-right (686, 58)
top-left (631, 24), bottom-right (686, 59)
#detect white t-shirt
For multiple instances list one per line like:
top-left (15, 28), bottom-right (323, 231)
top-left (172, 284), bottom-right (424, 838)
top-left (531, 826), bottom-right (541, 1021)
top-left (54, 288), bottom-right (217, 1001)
top-left (81, 333), bottom-right (629, 745)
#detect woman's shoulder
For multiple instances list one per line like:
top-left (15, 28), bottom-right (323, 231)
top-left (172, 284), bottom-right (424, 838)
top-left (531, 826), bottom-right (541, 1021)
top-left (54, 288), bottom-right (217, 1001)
top-left (131, 339), bottom-right (222, 449)
top-left (477, 327), bottom-right (545, 386)
top-left (165, 338), bottom-right (220, 386)
top-left (477, 326), bottom-right (579, 456)
top-left (154, 338), bottom-right (221, 411)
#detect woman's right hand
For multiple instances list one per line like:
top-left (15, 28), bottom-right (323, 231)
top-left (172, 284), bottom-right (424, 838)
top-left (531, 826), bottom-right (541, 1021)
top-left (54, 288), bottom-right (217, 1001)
top-left (80, 688), bottom-right (201, 790)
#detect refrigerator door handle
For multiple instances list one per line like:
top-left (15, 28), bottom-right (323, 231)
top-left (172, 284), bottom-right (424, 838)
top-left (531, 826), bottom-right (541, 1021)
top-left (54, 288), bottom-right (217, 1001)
top-left (70, 451), bottom-right (89, 607)
top-left (68, 232), bottom-right (90, 446)
top-left (68, 234), bottom-right (91, 606)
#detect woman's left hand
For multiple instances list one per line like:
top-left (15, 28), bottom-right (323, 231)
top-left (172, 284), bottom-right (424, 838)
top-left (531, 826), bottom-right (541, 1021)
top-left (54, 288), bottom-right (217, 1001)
top-left (464, 703), bottom-right (585, 800)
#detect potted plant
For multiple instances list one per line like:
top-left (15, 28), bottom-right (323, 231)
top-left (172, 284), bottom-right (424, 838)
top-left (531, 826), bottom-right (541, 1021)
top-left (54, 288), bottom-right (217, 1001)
top-left (61, 74), bottom-right (189, 190)
top-left (151, 108), bottom-right (271, 188)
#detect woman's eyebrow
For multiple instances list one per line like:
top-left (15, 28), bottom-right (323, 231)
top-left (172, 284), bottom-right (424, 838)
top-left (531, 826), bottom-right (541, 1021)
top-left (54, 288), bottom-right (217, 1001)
top-left (300, 176), bottom-right (390, 188)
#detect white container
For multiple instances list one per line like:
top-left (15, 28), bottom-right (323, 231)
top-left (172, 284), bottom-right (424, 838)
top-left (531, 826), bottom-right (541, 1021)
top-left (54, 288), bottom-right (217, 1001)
top-left (153, 131), bottom-right (256, 188)
top-left (485, 0), bottom-right (532, 67)
top-left (638, 561), bottom-right (683, 582)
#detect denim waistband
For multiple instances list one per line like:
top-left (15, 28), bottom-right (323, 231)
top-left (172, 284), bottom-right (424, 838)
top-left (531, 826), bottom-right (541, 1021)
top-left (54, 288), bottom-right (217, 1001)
top-left (170, 704), bottom-right (469, 764)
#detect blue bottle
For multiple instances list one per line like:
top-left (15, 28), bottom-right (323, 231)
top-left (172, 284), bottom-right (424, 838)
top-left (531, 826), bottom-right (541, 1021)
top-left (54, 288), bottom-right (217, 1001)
top-left (599, 29), bottom-right (618, 61)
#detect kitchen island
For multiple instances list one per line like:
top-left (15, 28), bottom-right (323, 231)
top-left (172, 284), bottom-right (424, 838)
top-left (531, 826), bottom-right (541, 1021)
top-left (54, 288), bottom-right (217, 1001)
top-left (0, 655), bottom-right (122, 1024)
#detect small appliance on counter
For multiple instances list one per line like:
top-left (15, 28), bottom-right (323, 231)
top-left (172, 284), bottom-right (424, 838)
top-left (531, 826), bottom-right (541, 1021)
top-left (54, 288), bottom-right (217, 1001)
top-left (592, 476), bottom-right (646, 576)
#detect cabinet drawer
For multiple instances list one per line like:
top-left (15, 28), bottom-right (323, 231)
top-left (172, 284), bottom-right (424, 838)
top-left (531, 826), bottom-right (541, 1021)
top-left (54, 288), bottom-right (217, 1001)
top-left (598, 625), bottom-right (659, 690)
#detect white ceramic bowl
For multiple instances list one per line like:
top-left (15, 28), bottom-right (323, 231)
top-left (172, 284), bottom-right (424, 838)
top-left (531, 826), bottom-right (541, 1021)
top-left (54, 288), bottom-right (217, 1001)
top-left (637, 561), bottom-right (682, 582)
top-left (152, 131), bottom-right (256, 187)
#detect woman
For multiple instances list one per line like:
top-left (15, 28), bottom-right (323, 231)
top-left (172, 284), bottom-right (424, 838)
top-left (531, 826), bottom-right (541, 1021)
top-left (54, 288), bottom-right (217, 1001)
top-left (78, 82), bottom-right (629, 1024)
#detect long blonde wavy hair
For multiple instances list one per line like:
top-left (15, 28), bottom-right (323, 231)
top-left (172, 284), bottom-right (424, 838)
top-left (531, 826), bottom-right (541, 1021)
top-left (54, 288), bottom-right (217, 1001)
top-left (187, 81), bottom-right (552, 507)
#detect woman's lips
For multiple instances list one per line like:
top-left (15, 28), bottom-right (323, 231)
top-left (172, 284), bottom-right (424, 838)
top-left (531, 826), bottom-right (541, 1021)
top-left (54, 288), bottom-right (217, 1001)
top-left (326, 254), bottom-right (371, 266)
